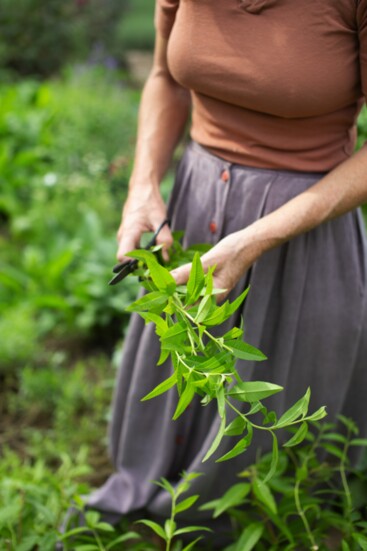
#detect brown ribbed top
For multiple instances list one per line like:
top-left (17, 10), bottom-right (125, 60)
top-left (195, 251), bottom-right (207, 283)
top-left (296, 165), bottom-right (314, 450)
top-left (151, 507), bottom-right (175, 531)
top-left (155, 0), bottom-right (367, 171)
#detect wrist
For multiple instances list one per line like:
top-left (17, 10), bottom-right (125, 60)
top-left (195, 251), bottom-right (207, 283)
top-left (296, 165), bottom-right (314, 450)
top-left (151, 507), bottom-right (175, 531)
top-left (237, 219), bottom-right (278, 261)
top-left (129, 171), bottom-right (160, 193)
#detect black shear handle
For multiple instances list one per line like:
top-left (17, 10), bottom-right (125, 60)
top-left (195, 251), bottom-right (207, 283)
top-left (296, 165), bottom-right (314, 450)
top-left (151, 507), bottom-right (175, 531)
top-left (108, 219), bottom-right (170, 286)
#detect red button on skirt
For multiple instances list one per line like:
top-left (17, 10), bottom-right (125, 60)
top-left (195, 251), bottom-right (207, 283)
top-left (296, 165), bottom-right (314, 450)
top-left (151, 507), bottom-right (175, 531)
top-left (221, 169), bottom-right (230, 182)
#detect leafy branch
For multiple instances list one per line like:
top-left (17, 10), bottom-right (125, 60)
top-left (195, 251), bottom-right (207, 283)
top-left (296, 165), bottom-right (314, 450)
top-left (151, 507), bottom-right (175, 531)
top-left (124, 241), bottom-right (327, 479)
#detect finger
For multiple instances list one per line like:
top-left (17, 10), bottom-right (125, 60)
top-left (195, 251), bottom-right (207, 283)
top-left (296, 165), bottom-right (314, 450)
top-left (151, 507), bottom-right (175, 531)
top-left (155, 224), bottom-right (174, 262)
top-left (170, 262), bottom-right (192, 285)
top-left (116, 229), bottom-right (142, 262)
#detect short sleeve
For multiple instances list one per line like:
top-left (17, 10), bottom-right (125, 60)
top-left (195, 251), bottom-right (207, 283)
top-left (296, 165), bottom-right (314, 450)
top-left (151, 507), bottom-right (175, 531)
top-left (154, 0), bottom-right (179, 39)
top-left (357, 0), bottom-right (367, 101)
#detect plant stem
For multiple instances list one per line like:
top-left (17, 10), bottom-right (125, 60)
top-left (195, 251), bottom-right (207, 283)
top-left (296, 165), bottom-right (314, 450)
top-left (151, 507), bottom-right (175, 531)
top-left (225, 398), bottom-right (278, 433)
top-left (339, 429), bottom-right (353, 538)
top-left (166, 494), bottom-right (176, 551)
top-left (293, 479), bottom-right (318, 550)
top-left (92, 529), bottom-right (106, 551)
top-left (291, 426), bottom-right (325, 551)
top-left (173, 297), bottom-right (242, 383)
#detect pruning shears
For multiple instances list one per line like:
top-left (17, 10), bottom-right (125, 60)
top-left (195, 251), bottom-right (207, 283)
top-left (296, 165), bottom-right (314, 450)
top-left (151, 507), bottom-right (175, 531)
top-left (108, 219), bottom-right (170, 286)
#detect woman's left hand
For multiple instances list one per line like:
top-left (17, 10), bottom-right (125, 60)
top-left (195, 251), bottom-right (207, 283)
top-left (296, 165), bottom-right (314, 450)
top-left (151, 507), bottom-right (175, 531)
top-left (170, 228), bottom-right (262, 302)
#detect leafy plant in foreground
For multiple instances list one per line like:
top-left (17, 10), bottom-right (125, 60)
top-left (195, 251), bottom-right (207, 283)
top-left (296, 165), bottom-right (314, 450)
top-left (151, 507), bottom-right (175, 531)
top-left (137, 472), bottom-right (211, 551)
top-left (125, 246), bottom-right (327, 476)
top-left (60, 499), bottom-right (144, 551)
top-left (202, 416), bottom-right (367, 551)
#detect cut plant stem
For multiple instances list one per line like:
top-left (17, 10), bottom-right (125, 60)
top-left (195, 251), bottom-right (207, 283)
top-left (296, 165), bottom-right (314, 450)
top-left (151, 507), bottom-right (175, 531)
top-left (173, 296), bottom-right (242, 384)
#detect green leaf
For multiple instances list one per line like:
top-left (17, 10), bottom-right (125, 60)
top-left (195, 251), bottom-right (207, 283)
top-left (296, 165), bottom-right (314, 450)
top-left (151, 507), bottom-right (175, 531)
top-left (350, 438), bottom-right (367, 446)
top-left (337, 414), bottom-right (358, 434)
top-left (253, 479), bottom-right (277, 514)
top-left (262, 410), bottom-right (277, 425)
top-left (75, 546), bottom-right (99, 551)
top-left (307, 405), bottom-right (327, 422)
top-left (174, 526), bottom-right (212, 536)
top-left (226, 287), bottom-right (250, 317)
top-left (181, 471), bottom-right (203, 483)
top-left (275, 388), bottom-right (311, 428)
top-left (136, 520), bottom-right (166, 540)
top-left (203, 303), bottom-right (229, 326)
top-left (186, 252), bottom-right (205, 304)
top-left (181, 538), bottom-right (204, 551)
top-left (157, 347), bottom-right (170, 366)
top-left (175, 495), bottom-right (199, 514)
top-left (142, 372), bottom-right (177, 401)
top-left (217, 386), bottom-right (225, 418)
top-left (247, 401), bottom-right (265, 415)
top-left (235, 522), bottom-right (264, 551)
top-left (96, 522), bottom-right (115, 532)
top-left (165, 519), bottom-right (177, 539)
top-left (16, 536), bottom-right (39, 551)
top-left (161, 322), bottom-right (187, 343)
top-left (283, 422), bottom-right (309, 448)
top-left (225, 339), bottom-right (267, 361)
top-left (126, 291), bottom-right (168, 313)
top-left (223, 326), bottom-right (243, 341)
top-left (352, 533), bottom-right (367, 550)
top-left (213, 483), bottom-right (251, 518)
top-left (59, 526), bottom-right (90, 540)
top-left (341, 541), bottom-right (351, 551)
top-left (204, 265), bottom-right (216, 296)
top-left (105, 533), bottom-right (141, 550)
top-left (217, 437), bottom-right (249, 462)
top-left (263, 432), bottom-right (278, 483)
top-left (173, 384), bottom-right (195, 420)
top-left (227, 381), bottom-right (283, 403)
top-left (85, 511), bottom-right (100, 527)
top-left (190, 351), bottom-right (233, 373)
top-left (140, 312), bottom-right (168, 336)
top-left (224, 416), bottom-right (247, 436)
top-left (323, 443), bottom-right (345, 461)
top-left (321, 432), bottom-right (347, 443)
top-left (195, 294), bottom-right (214, 324)
top-left (203, 416), bottom-right (226, 462)
top-left (128, 250), bottom-right (176, 294)
top-left (203, 288), bottom-right (249, 326)
top-left (154, 477), bottom-right (175, 498)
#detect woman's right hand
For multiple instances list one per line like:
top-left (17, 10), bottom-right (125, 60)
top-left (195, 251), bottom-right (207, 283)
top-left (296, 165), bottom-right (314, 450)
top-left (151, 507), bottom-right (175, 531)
top-left (116, 184), bottom-right (173, 262)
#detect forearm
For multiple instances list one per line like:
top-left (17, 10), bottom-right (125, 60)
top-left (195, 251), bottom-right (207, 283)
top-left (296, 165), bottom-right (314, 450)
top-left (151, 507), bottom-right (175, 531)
top-left (129, 46), bottom-right (191, 193)
top-left (116, 35), bottom-right (190, 260)
top-left (245, 146), bottom-right (367, 257)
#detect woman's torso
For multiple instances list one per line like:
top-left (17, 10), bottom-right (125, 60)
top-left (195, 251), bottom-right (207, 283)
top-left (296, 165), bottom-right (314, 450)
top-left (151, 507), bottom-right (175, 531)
top-left (157, 0), bottom-right (367, 171)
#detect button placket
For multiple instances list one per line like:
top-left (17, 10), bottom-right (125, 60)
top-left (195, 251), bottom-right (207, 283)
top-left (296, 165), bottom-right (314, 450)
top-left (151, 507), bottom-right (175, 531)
top-left (208, 164), bottom-right (232, 239)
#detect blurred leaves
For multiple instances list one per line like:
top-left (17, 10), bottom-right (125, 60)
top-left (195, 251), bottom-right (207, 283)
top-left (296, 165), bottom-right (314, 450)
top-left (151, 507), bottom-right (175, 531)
top-left (0, 72), bottom-right (142, 371)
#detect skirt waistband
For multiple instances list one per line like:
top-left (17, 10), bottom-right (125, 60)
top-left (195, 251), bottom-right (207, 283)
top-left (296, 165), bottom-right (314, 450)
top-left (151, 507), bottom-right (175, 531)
top-left (188, 141), bottom-right (327, 181)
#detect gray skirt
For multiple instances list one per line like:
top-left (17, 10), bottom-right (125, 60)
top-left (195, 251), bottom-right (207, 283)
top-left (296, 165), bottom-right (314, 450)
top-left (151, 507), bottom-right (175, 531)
top-left (88, 141), bottom-right (367, 523)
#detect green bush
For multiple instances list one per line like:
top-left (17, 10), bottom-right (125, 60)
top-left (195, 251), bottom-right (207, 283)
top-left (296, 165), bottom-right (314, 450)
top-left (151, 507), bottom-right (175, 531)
top-left (0, 305), bottom-right (39, 371)
top-left (116, 0), bottom-right (155, 52)
top-left (0, 71), bottom-right (141, 371)
top-left (0, 0), bottom-right (128, 77)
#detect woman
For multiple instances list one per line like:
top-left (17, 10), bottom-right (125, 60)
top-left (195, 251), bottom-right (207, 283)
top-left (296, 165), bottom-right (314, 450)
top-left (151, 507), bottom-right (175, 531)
top-left (88, 0), bottom-right (367, 538)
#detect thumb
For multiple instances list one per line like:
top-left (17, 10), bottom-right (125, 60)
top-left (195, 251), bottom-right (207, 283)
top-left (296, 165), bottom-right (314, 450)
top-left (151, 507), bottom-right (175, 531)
top-left (170, 262), bottom-right (192, 286)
